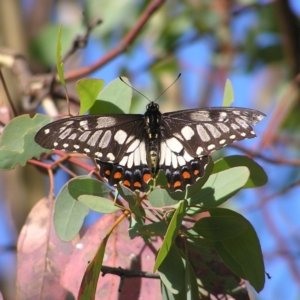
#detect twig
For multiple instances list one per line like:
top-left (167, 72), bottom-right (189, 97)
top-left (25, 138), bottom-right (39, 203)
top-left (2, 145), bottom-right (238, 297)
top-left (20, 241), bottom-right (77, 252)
top-left (101, 265), bottom-right (159, 279)
top-left (65, 0), bottom-right (166, 80)
top-left (0, 68), bottom-right (18, 116)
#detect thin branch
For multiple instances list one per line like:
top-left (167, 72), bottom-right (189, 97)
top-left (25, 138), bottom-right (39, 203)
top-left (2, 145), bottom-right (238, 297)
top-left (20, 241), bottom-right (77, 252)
top-left (0, 68), bottom-right (18, 116)
top-left (101, 265), bottom-right (159, 279)
top-left (65, 0), bottom-right (165, 80)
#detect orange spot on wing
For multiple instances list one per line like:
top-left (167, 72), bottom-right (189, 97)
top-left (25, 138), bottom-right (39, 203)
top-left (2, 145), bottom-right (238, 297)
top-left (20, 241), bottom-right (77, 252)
top-left (193, 170), bottom-right (199, 175)
top-left (182, 171), bottom-right (191, 179)
top-left (123, 180), bottom-right (131, 187)
top-left (105, 170), bottom-right (111, 176)
top-left (143, 173), bottom-right (152, 183)
top-left (174, 181), bottom-right (182, 188)
top-left (114, 172), bottom-right (122, 179)
top-left (134, 181), bottom-right (142, 188)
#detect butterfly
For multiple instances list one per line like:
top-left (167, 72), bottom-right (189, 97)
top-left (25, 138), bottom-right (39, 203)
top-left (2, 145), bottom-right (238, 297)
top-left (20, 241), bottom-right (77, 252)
top-left (34, 101), bottom-right (265, 192)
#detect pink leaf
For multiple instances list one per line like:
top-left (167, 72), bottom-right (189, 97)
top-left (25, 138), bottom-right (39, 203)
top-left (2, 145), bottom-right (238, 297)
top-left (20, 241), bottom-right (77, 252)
top-left (16, 198), bottom-right (80, 300)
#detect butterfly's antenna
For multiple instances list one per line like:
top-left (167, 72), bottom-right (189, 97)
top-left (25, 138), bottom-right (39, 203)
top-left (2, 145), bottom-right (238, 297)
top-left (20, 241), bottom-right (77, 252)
top-left (153, 73), bottom-right (181, 103)
top-left (119, 77), bottom-right (151, 102)
top-left (119, 73), bottom-right (182, 103)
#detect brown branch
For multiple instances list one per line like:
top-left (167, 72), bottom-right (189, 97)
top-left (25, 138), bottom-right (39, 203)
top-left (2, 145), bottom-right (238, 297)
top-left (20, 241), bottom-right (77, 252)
top-left (65, 0), bottom-right (166, 81)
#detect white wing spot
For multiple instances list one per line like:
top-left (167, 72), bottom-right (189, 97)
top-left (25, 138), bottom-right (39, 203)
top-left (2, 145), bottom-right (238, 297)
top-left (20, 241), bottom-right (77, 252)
top-left (235, 117), bottom-right (248, 128)
top-left (99, 130), bottom-right (111, 148)
top-left (84, 148), bottom-right (90, 153)
top-left (196, 125), bottom-right (210, 142)
top-left (178, 156), bottom-right (185, 166)
top-left (219, 139), bottom-right (226, 144)
top-left (127, 153), bottom-right (134, 168)
top-left (95, 152), bottom-right (102, 157)
top-left (139, 141), bottom-right (147, 164)
top-left (126, 135), bottom-right (135, 144)
top-left (63, 143), bottom-right (69, 148)
top-left (87, 130), bottom-right (103, 146)
top-left (207, 144), bottom-right (215, 150)
top-left (63, 120), bottom-right (74, 126)
top-left (78, 131), bottom-right (92, 142)
top-left (53, 142), bottom-right (58, 147)
top-left (159, 142), bottom-right (167, 165)
top-left (68, 133), bottom-right (77, 140)
top-left (119, 156), bottom-right (128, 166)
top-left (166, 137), bottom-right (183, 153)
top-left (127, 139), bottom-right (140, 153)
top-left (80, 120), bottom-right (88, 127)
top-left (96, 117), bottom-right (116, 128)
top-left (134, 148), bottom-right (141, 166)
top-left (173, 132), bottom-right (184, 141)
top-left (181, 126), bottom-right (194, 140)
top-left (205, 123), bottom-right (221, 138)
top-left (183, 151), bottom-right (193, 162)
top-left (165, 147), bottom-right (172, 166)
top-left (230, 135), bottom-right (236, 139)
top-left (250, 130), bottom-right (255, 135)
top-left (196, 147), bottom-right (204, 155)
top-left (107, 152), bottom-right (115, 161)
top-left (231, 123), bottom-right (240, 130)
top-left (190, 111), bottom-right (211, 121)
top-left (44, 129), bottom-right (50, 134)
top-left (240, 132), bottom-right (246, 137)
top-left (217, 123), bottom-right (230, 133)
top-left (59, 128), bottom-right (72, 139)
top-left (171, 153), bottom-right (178, 168)
top-left (73, 145), bottom-right (80, 149)
top-left (114, 130), bottom-right (127, 144)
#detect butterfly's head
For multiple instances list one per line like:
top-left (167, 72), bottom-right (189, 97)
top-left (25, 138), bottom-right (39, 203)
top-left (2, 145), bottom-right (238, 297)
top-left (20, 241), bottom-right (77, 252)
top-left (146, 101), bottom-right (159, 112)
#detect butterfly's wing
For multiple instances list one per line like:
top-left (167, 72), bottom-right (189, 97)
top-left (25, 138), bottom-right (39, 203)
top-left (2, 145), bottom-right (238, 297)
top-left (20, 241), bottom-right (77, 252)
top-left (157, 107), bottom-right (265, 191)
top-left (161, 107), bottom-right (265, 157)
top-left (35, 114), bottom-right (152, 191)
top-left (35, 114), bottom-right (145, 163)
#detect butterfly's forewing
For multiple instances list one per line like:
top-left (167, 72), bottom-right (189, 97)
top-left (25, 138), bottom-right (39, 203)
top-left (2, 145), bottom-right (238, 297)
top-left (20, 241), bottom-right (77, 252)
top-left (161, 107), bottom-right (265, 158)
top-left (35, 114), bottom-right (145, 163)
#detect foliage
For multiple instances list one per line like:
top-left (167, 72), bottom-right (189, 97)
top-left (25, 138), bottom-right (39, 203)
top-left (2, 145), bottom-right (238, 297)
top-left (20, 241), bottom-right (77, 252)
top-left (0, 75), bottom-right (267, 299)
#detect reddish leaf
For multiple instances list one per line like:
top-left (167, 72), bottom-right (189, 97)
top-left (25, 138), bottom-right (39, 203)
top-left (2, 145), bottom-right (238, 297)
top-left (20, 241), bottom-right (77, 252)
top-left (16, 198), bottom-right (80, 300)
top-left (61, 213), bottom-right (162, 299)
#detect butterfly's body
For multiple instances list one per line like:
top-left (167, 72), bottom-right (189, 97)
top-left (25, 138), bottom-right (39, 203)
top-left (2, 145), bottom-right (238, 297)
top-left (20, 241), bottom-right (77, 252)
top-left (35, 103), bottom-right (265, 192)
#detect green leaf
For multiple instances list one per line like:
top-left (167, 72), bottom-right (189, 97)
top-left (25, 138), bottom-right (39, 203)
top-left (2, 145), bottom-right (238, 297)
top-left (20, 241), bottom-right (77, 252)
top-left (222, 79), bottom-right (234, 106)
top-left (158, 245), bottom-right (185, 294)
top-left (213, 155), bottom-right (268, 188)
top-left (54, 181), bottom-right (90, 241)
top-left (90, 77), bottom-right (132, 114)
top-left (78, 195), bottom-right (121, 214)
top-left (137, 221), bottom-right (169, 237)
top-left (77, 78), bottom-right (105, 115)
top-left (117, 184), bottom-right (144, 218)
top-left (188, 166), bottom-right (250, 210)
top-left (192, 215), bottom-right (249, 240)
top-left (154, 200), bottom-right (186, 272)
top-left (56, 25), bottom-right (66, 87)
top-left (0, 114), bottom-right (52, 169)
top-left (148, 188), bottom-right (179, 207)
top-left (78, 231), bottom-right (111, 299)
top-left (210, 208), bottom-right (265, 292)
top-left (68, 176), bottom-right (111, 200)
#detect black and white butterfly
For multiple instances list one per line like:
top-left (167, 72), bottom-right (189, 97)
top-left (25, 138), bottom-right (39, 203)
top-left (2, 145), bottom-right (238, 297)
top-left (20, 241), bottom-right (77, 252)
top-left (35, 103), bottom-right (265, 192)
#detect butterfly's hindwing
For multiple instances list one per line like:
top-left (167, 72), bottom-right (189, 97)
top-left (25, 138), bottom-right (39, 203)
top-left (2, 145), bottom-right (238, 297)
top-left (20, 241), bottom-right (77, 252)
top-left (34, 104), bottom-right (265, 192)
